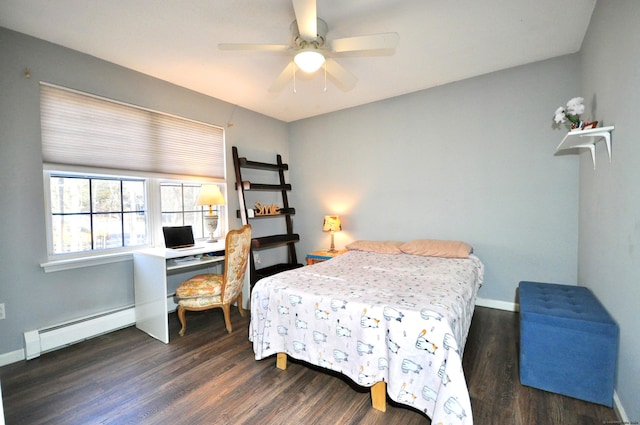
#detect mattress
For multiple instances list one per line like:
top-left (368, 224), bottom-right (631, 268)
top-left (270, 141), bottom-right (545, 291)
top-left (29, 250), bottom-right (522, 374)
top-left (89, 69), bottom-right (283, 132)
top-left (249, 249), bottom-right (484, 424)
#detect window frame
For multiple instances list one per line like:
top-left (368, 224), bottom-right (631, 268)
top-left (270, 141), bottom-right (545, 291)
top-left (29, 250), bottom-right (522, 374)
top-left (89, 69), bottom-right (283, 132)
top-left (47, 172), bottom-right (148, 255)
top-left (43, 165), bottom-right (227, 264)
top-left (157, 179), bottom-right (228, 243)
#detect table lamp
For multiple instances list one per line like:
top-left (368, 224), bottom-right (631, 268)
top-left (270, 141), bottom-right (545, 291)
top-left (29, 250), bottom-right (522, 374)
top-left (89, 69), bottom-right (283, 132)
top-left (196, 184), bottom-right (226, 242)
top-left (322, 215), bottom-right (342, 252)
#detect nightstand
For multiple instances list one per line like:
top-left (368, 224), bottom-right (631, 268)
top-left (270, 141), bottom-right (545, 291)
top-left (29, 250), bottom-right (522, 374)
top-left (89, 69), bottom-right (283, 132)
top-left (306, 250), bottom-right (347, 265)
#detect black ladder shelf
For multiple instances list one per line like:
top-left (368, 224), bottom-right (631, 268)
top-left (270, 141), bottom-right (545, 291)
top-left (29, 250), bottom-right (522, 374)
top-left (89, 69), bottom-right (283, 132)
top-left (232, 146), bottom-right (303, 287)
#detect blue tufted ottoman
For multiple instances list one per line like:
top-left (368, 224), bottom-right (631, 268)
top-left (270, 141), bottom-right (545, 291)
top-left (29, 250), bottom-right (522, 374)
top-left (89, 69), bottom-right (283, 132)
top-left (518, 281), bottom-right (618, 406)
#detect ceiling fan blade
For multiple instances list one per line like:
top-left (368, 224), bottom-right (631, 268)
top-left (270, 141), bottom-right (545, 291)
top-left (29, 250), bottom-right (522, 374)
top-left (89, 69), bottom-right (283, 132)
top-left (324, 59), bottom-right (357, 91)
top-left (268, 62), bottom-right (297, 93)
top-left (331, 32), bottom-right (399, 53)
top-left (219, 43), bottom-right (289, 52)
top-left (292, 0), bottom-right (317, 41)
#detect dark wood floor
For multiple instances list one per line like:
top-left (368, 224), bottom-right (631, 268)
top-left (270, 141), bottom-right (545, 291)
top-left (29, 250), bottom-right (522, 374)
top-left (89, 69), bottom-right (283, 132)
top-left (0, 307), bottom-right (618, 425)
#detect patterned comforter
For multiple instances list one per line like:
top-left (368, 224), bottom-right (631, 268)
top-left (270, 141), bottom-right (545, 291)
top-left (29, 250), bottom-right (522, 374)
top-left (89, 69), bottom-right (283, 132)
top-left (249, 250), bottom-right (484, 424)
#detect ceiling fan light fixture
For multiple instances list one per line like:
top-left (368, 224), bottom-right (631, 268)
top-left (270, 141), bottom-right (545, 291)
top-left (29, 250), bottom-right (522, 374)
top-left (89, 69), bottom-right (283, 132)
top-left (294, 49), bottom-right (325, 73)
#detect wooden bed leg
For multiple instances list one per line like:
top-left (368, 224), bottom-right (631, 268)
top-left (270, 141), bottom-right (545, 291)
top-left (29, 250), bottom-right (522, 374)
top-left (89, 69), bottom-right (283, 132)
top-left (276, 352), bottom-right (288, 370)
top-left (371, 381), bottom-right (387, 412)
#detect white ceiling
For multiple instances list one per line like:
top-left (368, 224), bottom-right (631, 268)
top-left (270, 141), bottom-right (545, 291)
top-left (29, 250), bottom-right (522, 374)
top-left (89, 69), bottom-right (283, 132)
top-left (0, 0), bottom-right (596, 122)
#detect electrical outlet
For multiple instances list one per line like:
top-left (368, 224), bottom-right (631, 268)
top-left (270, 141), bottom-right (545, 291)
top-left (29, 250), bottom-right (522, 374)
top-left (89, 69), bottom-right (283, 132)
top-left (0, 303), bottom-right (5, 320)
top-left (254, 253), bottom-right (261, 264)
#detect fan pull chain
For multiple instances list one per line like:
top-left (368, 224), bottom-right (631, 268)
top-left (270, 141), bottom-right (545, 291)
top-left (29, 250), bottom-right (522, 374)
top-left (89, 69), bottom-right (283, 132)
top-left (324, 63), bottom-right (327, 92)
top-left (293, 64), bottom-right (297, 94)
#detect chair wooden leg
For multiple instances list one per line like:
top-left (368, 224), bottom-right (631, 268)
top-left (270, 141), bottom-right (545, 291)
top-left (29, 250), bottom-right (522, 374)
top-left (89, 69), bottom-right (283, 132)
top-left (178, 306), bottom-right (187, 336)
top-left (222, 304), bottom-right (232, 333)
top-left (237, 293), bottom-right (245, 317)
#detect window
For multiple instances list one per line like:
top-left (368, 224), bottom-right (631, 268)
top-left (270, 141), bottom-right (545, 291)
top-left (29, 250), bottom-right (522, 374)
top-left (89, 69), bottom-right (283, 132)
top-left (49, 174), bottom-right (146, 254)
top-left (40, 83), bottom-right (226, 260)
top-left (44, 172), bottom-right (226, 257)
top-left (160, 182), bottom-right (223, 240)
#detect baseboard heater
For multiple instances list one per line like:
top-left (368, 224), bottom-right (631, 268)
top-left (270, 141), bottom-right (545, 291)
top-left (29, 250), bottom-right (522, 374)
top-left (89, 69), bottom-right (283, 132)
top-left (23, 306), bottom-right (135, 360)
top-left (23, 295), bottom-right (179, 359)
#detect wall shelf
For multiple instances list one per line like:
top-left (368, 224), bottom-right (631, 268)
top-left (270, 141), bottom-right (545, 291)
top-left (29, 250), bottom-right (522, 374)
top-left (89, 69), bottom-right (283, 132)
top-left (555, 126), bottom-right (614, 169)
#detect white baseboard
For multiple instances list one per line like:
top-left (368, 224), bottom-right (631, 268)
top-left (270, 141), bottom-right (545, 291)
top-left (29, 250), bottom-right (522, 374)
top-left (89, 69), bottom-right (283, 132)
top-left (476, 297), bottom-right (518, 312)
top-left (0, 349), bottom-right (26, 368)
top-left (0, 378), bottom-right (5, 425)
top-left (613, 391), bottom-right (629, 422)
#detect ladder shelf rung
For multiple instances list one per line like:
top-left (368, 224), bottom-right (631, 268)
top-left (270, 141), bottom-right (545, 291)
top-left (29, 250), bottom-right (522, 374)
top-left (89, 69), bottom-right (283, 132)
top-left (251, 234), bottom-right (300, 249)
top-left (236, 208), bottom-right (295, 219)
top-left (238, 157), bottom-right (288, 171)
top-left (241, 181), bottom-right (291, 191)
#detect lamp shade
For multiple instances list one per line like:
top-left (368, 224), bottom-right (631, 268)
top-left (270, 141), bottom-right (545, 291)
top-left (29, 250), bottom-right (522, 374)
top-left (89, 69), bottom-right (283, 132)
top-left (196, 184), bottom-right (226, 207)
top-left (322, 215), bottom-right (342, 232)
top-left (294, 49), bottom-right (325, 73)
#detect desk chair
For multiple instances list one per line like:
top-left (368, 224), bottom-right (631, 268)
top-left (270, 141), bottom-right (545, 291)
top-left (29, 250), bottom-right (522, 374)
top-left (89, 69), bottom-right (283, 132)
top-left (175, 224), bottom-right (251, 335)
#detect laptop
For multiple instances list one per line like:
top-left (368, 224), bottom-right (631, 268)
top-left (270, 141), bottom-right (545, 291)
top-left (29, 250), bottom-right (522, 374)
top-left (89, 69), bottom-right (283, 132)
top-left (162, 225), bottom-right (196, 249)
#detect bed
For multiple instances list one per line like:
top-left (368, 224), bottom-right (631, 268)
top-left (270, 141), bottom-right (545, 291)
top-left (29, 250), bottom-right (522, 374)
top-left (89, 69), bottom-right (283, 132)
top-left (249, 240), bottom-right (484, 424)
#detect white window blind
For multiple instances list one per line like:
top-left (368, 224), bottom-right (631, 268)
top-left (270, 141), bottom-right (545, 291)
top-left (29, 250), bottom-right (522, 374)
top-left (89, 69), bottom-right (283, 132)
top-left (40, 83), bottom-right (225, 178)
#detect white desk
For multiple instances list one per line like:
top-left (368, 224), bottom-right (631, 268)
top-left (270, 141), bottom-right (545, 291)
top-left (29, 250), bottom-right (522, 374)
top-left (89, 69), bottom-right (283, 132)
top-left (133, 241), bottom-right (225, 343)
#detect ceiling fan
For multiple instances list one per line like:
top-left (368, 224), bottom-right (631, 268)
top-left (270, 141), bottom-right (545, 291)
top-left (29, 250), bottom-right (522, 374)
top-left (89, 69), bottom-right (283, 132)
top-left (218, 0), bottom-right (399, 92)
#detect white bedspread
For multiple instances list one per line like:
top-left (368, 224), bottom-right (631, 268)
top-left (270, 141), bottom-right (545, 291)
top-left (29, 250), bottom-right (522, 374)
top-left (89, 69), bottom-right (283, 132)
top-left (249, 250), bottom-right (484, 424)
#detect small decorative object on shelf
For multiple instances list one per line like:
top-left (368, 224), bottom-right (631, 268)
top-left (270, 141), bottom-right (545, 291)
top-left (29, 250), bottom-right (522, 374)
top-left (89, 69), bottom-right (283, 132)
top-left (254, 201), bottom-right (281, 216)
top-left (554, 96), bottom-right (586, 129)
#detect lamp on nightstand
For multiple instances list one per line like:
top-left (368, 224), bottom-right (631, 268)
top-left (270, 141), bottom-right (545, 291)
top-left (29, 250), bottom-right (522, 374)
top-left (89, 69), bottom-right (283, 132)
top-left (196, 184), bottom-right (226, 242)
top-left (322, 215), bottom-right (342, 252)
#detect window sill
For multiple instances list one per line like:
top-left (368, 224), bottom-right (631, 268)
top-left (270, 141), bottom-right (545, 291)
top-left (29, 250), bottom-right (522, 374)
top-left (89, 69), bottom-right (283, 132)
top-left (40, 252), bottom-right (134, 273)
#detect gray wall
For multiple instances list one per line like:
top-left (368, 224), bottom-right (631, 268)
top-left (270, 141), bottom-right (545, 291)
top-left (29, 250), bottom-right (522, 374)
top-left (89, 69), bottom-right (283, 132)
top-left (0, 27), bottom-right (288, 356)
top-left (579, 1), bottom-right (639, 419)
top-left (289, 55), bottom-right (581, 304)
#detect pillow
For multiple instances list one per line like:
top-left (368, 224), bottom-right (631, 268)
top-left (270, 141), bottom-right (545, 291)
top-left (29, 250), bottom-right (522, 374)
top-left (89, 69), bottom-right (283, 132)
top-left (399, 239), bottom-right (473, 258)
top-left (346, 240), bottom-right (403, 255)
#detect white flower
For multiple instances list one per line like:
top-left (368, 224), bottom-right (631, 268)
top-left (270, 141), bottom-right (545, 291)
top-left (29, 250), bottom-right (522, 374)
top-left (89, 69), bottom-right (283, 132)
top-left (566, 97), bottom-right (585, 115)
top-left (553, 97), bottom-right (585, 127)
top-left (554, 106), bottom-right (567, 124)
